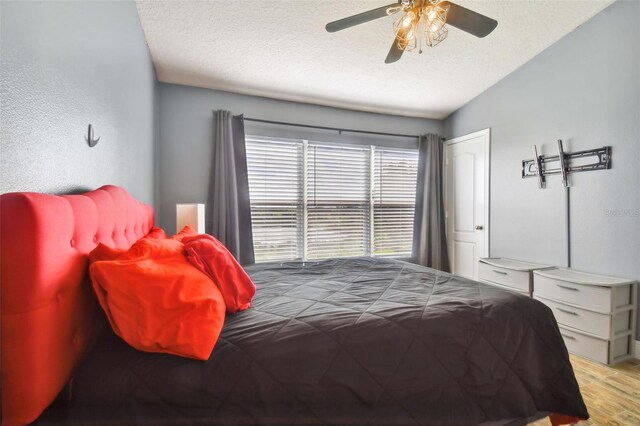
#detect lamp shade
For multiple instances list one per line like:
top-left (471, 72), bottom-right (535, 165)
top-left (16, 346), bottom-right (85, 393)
top-left (176, 203), bottom-right (205, 234)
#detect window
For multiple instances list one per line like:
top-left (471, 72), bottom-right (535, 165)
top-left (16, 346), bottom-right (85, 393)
top-left (246, 136), bottom-right (418, 262)
top-left (246, 139), bottom-right (302, 262)
top-left (373, 148), bottom-right (419, 256)
top-left (307, 144), bottom-right (369, 259)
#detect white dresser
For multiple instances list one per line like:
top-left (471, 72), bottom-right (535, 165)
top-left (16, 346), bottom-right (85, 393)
top-left (533, 268), bottom-right (637, 365)
top-left (478, 258), bottom-right (553, 296)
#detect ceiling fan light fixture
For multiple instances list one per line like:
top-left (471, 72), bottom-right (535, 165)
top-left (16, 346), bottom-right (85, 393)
top-left (401, 10), bottom-right (417, 28)
top-left (392, 0), bottom-right (451, 54)
top-left (423, 2), bottom-right (449, 47)
top-left (393, 9), bottom-right (420, 50)
top-left (423, 3), bottom-right (449, 33)
top-left (425, 26), bottom-right (448, 47)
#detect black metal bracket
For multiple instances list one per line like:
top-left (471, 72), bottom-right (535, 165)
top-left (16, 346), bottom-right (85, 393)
top-left (522, 141), bottom-right (611, 188)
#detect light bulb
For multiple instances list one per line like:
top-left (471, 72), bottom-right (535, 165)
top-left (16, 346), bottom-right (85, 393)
top-left (423, 4), bottom-right (448, 34)
top-left (401, 11), bottom-right (415, 28)
top-left (393, 6), bottom-right (419, 52)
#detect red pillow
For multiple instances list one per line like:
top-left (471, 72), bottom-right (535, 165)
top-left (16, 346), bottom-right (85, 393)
top-left (171, 225), bottom-right (198, 242)
top-left (183, 234), bottom-right (256, 313)
top-left (89, 238), bottom-right (225, 360)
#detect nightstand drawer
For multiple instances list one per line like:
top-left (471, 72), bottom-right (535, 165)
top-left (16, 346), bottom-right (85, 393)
top-left (478, 262), bottom-right (530, 293)
top-left (558, 326), bottom-right (609, 364)
top-left (534, 274), bottom-right (612, 312)
top-left (558, 326), bottom-right (632, 365)
top-left (535, 296), bottom-right (631, 339)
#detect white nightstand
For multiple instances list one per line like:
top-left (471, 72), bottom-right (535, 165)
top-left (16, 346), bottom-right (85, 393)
top-left (533, 268), bottom-right (637, 365)
top-left (478, 258), bottom-right (554, 296)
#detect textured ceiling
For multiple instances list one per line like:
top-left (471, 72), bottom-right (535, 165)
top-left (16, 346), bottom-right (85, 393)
top-left (136, 0), bottom-right (614, 119)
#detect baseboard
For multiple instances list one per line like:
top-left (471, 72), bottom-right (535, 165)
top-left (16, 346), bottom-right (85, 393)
top-left (636, 340), bottom-right (640, 360)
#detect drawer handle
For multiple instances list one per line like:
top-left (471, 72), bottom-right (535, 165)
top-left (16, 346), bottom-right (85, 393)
top-left (492, 270), bottom-right (508, 275)
top-left (556, 307), bottom-right (578, 316)
top-left (556, 284), bottom-right (579, 291)
top-left (560, 333), bottom-right (576, 340)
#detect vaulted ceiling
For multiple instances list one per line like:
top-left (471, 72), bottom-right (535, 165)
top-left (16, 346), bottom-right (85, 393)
top-left (136, 0), bottom-right (613, 119)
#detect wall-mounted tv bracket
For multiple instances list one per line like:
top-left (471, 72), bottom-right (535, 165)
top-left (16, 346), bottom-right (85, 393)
top-left (522, 139), bottom-right (611, 188)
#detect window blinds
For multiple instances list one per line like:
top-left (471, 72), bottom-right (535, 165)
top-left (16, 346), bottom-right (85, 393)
top-left (246, 136), bottom-right (418, 262)
top-left (307, 144), bottom-right (369, 259)
top-left (246, 138), bottom-right (302, 262)
top-left (373, 148), bottom-right (418, 257)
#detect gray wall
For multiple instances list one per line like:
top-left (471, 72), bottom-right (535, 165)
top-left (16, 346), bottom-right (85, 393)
top-left (1, 0), bottom-right (157, 205)
top-left (157, 83), bottom-right (442, 234)
top-left (444, 0), bottom-right (640, 337)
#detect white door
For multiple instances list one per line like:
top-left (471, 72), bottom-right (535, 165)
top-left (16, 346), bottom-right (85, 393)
top-left (445, 129), bottom-right (490, 280)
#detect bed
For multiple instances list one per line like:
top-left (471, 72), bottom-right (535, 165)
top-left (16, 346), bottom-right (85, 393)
top-left (0, 186), bottom-right (588, 426)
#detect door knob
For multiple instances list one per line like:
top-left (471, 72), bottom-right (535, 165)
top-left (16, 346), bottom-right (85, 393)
top-left (475, 225), bottom-right (484, 230)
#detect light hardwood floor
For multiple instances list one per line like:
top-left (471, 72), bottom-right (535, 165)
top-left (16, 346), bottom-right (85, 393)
top-left (529, 355), bottom-right (640, 426)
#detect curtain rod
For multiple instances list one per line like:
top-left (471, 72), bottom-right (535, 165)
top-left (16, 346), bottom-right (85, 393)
top-left (242, 117), bottom-right (421, 140)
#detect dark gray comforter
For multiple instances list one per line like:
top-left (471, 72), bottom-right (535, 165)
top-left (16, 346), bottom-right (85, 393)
top-left (69, 257), bottom-right (588, 425)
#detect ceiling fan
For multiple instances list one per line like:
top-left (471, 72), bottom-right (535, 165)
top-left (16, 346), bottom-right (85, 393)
top-left (326, 0), bottom-right (498, 63)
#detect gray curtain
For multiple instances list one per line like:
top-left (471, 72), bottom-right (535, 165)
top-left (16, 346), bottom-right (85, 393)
top-left (208, 110), bottom-right (255, 265)
top-left (412, 133), bottom-right (450, 272)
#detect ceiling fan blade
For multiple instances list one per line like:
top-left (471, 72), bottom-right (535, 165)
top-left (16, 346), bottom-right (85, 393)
top-left (384, 38), bottom-right (405, 64)
top-left (442, 1), bottom-right (498, 38)
top-left (326, 2), bottom-right (400, 33)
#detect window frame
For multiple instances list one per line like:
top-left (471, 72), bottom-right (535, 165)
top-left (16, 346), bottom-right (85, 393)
top-left (246, 135), bottom-right (418, 262)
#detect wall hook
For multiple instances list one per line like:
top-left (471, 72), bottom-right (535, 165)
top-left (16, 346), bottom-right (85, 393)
top-left (86, 124), bottom-right (100, 147)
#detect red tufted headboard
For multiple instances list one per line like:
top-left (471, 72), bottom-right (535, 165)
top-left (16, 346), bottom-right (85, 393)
top-left (0, 185), bottom-right (154, 426)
